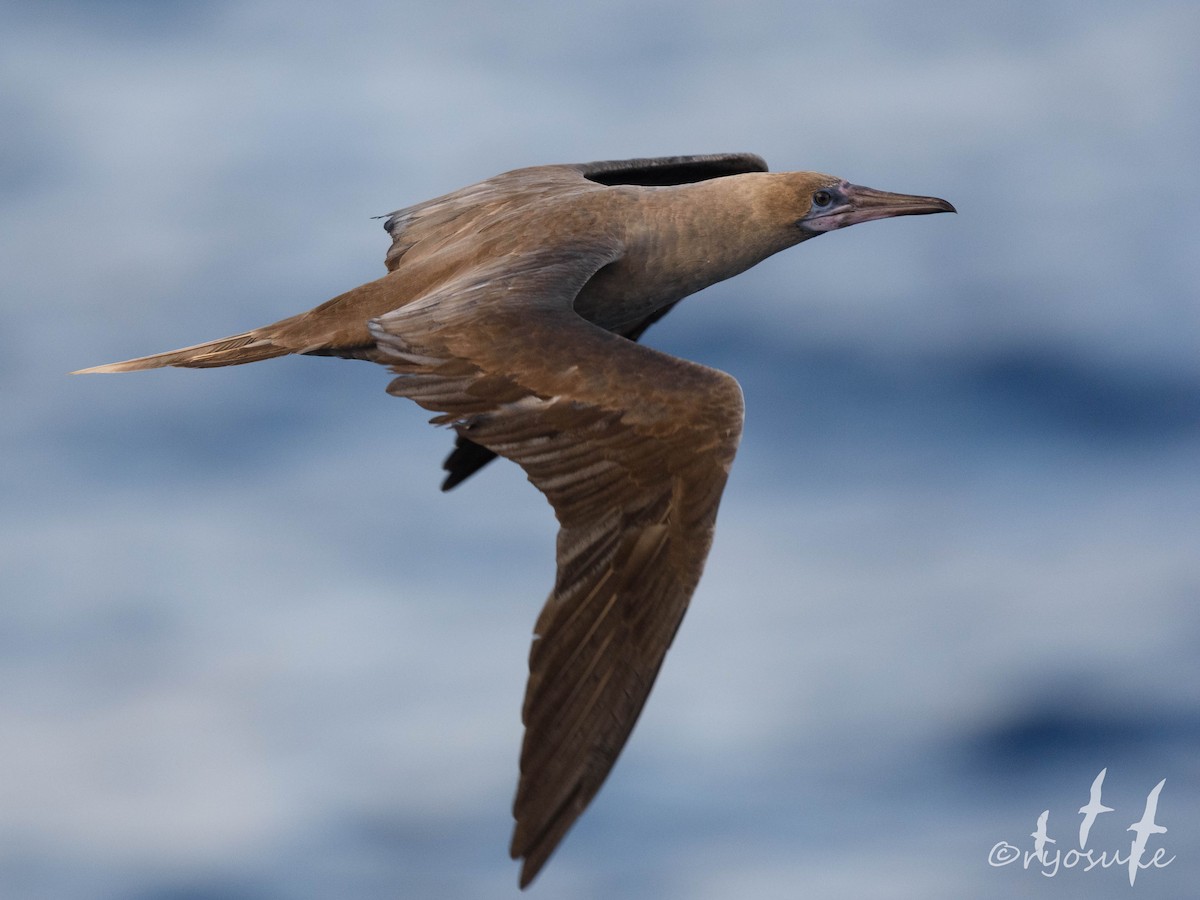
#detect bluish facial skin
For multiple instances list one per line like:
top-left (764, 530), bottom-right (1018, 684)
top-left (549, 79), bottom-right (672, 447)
top-left (798, 180), bottom-right (956, 233)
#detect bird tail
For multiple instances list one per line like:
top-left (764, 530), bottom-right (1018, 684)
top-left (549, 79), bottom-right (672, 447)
top-left (72, 330), bottom-right (290, 374)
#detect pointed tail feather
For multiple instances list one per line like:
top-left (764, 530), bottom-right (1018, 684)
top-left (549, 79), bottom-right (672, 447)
top-left (72, 331), bottom-right (290, 374)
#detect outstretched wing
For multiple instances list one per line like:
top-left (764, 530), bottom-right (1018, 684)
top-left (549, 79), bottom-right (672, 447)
top-left (368, 242), bottom-right (744, 887)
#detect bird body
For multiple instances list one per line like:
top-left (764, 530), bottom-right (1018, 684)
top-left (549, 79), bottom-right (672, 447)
top-left (75, 154), bottom-right (953, 887)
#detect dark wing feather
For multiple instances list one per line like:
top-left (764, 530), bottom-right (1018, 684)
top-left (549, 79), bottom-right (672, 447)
top-left (369, 245), bottom-right (744, 888)
top-left (574, 152), bottom-right (769, 186)
top-left (440, 436), bottom-right (498, 491)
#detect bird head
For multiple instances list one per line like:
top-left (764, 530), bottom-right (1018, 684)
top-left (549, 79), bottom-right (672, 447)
top-left (788, 173), bottom-right (956, 234)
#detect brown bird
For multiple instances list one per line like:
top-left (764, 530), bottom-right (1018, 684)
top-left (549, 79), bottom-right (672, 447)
top-left (75, 153), bottom-right (954, 887)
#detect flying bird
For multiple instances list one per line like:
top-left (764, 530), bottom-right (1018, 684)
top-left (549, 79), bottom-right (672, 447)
top-left (75, 153), bottom-right (954, 887)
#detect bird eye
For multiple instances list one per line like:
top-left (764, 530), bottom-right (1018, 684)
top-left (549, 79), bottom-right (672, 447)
top-left (812, 190), bottom-right (833, 208)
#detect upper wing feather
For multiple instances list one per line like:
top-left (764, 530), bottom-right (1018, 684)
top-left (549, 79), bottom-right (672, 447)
top-left (368, 242), bottom-right (744, 887)
top-left (382, 153), bottom-right (768, 272)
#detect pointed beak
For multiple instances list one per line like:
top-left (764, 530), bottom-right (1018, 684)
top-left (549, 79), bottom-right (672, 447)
top-left (800, 182), bottom-right (956, 233)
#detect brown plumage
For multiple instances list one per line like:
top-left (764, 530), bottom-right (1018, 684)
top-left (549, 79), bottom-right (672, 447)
top-left (75, 154), bottom-right (954, 887)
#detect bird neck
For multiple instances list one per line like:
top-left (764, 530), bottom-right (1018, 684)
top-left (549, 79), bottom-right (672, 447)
top-left (632, 173), bottom-right (808, 287)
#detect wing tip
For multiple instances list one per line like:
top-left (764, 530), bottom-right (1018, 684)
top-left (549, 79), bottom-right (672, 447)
top-left (517, 865), bottom-right (536, 891)
top-left (512, 843), bottom-right (550, 891)
top-left (510, 781), bottom-right (589, 890)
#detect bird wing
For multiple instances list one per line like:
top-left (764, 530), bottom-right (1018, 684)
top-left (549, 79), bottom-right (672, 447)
top-left (368, 240), bottom-right (744, 887)
top-left (382, 153), bottom-right (768, 272)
